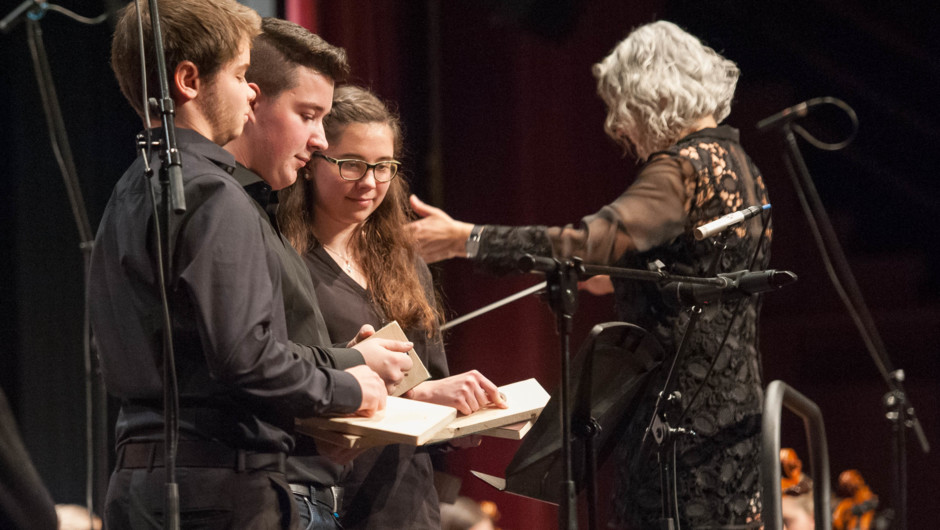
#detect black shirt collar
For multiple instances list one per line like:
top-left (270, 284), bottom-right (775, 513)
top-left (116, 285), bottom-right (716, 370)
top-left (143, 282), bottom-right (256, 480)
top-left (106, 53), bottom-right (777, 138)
top-left (232, 163), bottom-right (276, 210)
top-left (146, 127), bottom-right (238, 173)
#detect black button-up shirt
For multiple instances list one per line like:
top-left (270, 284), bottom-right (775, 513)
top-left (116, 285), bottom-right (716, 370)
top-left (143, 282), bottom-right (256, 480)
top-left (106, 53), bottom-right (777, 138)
top-left (89, 128), bottom-right (361, 455)
top-left (231, 163), bottom-right (366, 484)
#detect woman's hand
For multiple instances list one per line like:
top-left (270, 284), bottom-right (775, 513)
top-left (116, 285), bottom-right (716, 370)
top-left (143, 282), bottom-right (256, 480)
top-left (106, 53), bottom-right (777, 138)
top-left (407, 195), bottom-right (475, 263)
top-left (406, 370), bottom-right (507, 416)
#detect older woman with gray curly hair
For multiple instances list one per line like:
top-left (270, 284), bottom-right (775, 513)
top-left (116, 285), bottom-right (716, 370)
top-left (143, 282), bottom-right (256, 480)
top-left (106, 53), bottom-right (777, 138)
top-left (594, 21), bottom-right (739, 161)
top-left (410, 20), bottom-right (770, 528)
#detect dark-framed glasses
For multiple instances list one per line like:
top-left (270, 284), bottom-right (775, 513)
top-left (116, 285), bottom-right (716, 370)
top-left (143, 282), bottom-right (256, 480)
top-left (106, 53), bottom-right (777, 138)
top-left (313, 152), bottom-right (401, 182)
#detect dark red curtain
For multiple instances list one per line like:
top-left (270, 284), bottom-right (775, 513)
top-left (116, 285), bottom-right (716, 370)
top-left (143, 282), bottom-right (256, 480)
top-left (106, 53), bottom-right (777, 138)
top-left (284, 1), bottom-right (405, 104)
top-left (280, 2), bottom-right (940, 529)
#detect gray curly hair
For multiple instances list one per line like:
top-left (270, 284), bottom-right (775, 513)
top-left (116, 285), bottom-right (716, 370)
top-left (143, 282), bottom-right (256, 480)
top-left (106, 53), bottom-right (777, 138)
top-left (592, 20), bottom-right (739, 161)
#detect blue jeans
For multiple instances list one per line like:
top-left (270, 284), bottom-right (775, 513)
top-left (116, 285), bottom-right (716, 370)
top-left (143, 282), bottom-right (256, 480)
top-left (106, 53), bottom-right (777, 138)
top-left (294, 492), bottom-right (342, 530)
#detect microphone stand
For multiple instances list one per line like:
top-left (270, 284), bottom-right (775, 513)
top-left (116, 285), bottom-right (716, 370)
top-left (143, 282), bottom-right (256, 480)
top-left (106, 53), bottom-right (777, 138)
top-left (1, 1), bottom-right (109, 524)
top-left (519, 254), bottom-right (733, 530)
top-left (644, 234), bottom-right (731, 530)
top-left (138, 0), bottom-right (187, 528)
top-left (644, 310), bottom-right (700, 530)
top-left (544, 257), bottom-right (580, 530)
top-left (768, 118), bottom-right (929, 530)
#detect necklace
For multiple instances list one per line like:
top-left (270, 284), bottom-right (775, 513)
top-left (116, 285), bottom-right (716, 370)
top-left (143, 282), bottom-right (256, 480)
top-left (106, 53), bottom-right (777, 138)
top-left (321, 243), bottom-right (357, 276)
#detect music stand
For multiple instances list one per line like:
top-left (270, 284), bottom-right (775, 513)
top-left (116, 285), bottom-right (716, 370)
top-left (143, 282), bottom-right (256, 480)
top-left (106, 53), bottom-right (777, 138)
top-left (473, 322), bottom-right (665, 528)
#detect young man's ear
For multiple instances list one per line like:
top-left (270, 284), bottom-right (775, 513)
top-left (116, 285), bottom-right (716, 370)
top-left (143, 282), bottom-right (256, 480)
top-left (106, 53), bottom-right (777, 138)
top-left (240, 82), bottom-right (262, 125)
top-left (173, 60), bottom-right (200, 102)
top-left (247, 82), bottom-right (262, 110)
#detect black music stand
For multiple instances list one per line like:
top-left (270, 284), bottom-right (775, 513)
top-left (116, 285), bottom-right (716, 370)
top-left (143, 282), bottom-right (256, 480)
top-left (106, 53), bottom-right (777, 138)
top-left (473, 322), bottom-right (665, 529)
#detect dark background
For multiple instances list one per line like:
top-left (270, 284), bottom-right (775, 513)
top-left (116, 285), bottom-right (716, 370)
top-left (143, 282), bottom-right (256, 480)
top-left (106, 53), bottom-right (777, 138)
top-left (2, 0), bottom-right (937, 528)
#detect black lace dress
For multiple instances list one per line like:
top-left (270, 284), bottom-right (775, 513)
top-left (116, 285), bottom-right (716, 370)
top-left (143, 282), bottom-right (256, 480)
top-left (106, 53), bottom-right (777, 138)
top-left (473, 126), bottom-right (772, 529)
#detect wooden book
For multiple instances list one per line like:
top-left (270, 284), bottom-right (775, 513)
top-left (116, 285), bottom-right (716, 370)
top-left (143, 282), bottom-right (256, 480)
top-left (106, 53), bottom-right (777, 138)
top-left (296, 395), bottom-right (457, 446)
top-left (426, 378), bottom-right (549, 443)
top-left (363, 321), bottom-right (431, 397)
top-left (298, 378), bottom-right (549, 448)
top-left (478, 420), bottom-right (535, 440)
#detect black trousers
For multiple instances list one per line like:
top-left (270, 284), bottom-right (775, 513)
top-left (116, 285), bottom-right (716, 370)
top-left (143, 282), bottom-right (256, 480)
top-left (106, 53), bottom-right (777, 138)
top-left (104, 466), bottom-right (298, 529)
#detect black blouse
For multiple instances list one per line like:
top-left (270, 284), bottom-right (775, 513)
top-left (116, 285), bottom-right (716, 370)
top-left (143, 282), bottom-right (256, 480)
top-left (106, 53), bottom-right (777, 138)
top-left (304, 247), bottom-right (449, 530)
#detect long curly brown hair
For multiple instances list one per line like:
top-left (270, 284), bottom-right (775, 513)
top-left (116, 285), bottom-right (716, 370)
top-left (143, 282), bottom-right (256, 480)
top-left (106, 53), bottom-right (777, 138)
top-left (278, 85), bottom-right (442, 334)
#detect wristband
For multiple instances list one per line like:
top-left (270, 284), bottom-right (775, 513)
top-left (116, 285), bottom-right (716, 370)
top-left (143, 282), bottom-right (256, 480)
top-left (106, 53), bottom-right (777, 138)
top-left (465, 225), bottom-right (484, 258)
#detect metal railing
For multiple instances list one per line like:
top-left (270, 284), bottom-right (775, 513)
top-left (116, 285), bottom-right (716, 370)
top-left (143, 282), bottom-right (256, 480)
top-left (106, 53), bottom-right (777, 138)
top-left (761, 380), bottom-right (831, 530)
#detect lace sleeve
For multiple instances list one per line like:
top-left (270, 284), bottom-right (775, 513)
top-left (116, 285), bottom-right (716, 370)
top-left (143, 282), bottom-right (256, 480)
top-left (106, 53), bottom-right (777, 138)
top-left (475, 224), bottom-right (554, 275)
top-left (474, 155), bottom-right (692, 273)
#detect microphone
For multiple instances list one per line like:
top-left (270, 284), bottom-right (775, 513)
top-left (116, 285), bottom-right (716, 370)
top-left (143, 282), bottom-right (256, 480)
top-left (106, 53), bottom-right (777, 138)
top-left (517, 253), bottom-right (561, 274)
top-left (756, 97), bottom-right (827, 132)
top-left (694, 204), bottom-right (770, 241)
top-left (660, 269), bottom-right (797, 309)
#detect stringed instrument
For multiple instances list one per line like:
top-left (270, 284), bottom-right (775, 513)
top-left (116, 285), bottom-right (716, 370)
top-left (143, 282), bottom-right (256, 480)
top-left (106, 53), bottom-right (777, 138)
top-left (780, 447), bottom-right (812, 495)
top-left (832, 469), bottom-right (878, 530)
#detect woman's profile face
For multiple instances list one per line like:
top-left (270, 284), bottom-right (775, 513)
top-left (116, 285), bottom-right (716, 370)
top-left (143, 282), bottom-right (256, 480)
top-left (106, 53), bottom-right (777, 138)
top-left (311, 121), bottom-right (395, 227)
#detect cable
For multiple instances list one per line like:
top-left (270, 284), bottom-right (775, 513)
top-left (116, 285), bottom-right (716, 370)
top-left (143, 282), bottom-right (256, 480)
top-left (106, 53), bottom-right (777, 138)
top-left (672, 443), bottom-right (681, 530)
top-left (789, 97), bottom-right (859, 151)
top-left (675, 209), bottom-right (772, 427)
top-left (43, 3), bottom-right (108, 25)
top-left (135, 0), bottom-right (152, 156)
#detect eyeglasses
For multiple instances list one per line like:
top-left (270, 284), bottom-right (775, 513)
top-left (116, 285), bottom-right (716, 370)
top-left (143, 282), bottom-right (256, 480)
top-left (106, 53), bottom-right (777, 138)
top-left (313, 153), bottom-right (401, 182)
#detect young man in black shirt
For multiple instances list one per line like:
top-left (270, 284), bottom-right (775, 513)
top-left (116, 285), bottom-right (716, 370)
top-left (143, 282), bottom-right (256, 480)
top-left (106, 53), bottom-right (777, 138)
top-left (223, 18), bottom-right (415, 528)
top-left (90, 2), bottom-right (388, 528)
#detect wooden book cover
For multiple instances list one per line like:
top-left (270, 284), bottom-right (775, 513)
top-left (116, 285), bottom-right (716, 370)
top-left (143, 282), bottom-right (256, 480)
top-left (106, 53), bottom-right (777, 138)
top-left (307, 415), bottom-right (536, 450)
top-left (426, 379), bottom-right (549, 444)
top-left (296, 395), bottom-right (457, 445)
top-left (364, 321), bottom-right (430, 397)
top-left (478, 420), bottom-right (535, 440)
top-left (298, 379), bottom-right (548, 448)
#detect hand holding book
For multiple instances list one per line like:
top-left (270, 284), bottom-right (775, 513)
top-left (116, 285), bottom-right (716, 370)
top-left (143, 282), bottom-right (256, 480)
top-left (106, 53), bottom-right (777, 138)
top-left (344, 364), bottom-right (387, 417)
top-left (296, 378), bottom-right (548, 447)
top-left (404, 370), bottom-right (508, 415)
top-left (354, 321), bottom-right (427, 396)
top-left (297, 322), bottom-right (545, 448)
top-left (349, 322), bottom-right (415, 395)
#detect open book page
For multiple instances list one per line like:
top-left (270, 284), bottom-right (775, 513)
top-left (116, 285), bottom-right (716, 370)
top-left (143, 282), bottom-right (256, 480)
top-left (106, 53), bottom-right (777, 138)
top-left (363, 321), bottom-right (430, 397)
